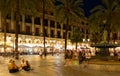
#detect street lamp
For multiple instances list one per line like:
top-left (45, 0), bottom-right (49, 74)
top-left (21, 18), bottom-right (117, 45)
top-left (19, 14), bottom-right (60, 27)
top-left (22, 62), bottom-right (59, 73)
top-left (82, 38), bottom-right (90, 47)
top-left (83, 38), bottom-right (90, 43)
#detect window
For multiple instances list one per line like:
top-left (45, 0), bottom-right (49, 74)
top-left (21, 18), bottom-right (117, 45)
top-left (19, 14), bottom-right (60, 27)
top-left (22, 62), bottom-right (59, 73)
top-left (34, 17), bottom-right (40, 25)
top-left (50, 12), bottom-right (53, 16)
top-left (63, 24), bottom-right (66, 29)
top-left (18, 24), bottom-right (20, 33)
top-left (113, 33), bottom-right (117, 40)
top-left (50, 30), bottom-right (54, 37)
top-left (35, 28), bottom-right (39, 36)
top-left (20, 15), bottom-right (22, 21)
top-left (86, 35), bottom-right (89, 39)
top-left (57, 22), bottom-right (61, 29)
top-left (50, 20), bottom-right (55, 27)
top-left (86, 29), bottom-right (89, 34)
top-left (68, 26), bottom-right (71, 31)
top-left (44, 19), bottom-right (48, 26)
top-left (26, 26), bottom-right (31, 35)
top-left (86, 23), bottom-right (88, 25)
top-left (6, 14), bottom-right (11, 19)
top-left (81, 21), bottom-right (84, 25)
top-left (25, 15), bottom-right (32, 23)
top-left (82, 28), bottom-right (84, 33)
top-left (57, 31), bottom-right (61, 38)
top-left (82, 34), bottom-right (84, 38)
top-left (63, 32), bottom-right (66, 39)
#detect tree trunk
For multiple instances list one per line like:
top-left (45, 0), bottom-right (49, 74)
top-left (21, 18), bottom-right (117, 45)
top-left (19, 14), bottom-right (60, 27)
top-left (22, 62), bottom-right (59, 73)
top-left (3, 18), bottom-right (7, 57)
top-left (65, 18), bottom-right (69, 51)
top-left (42, 0), bottom-right (46, 52)
top-left (76, 42), bottom-right (77, 51)
top-left (107, 31), bottom-right (110, 43)
top-left (14, 0), bottom-right (20, 59)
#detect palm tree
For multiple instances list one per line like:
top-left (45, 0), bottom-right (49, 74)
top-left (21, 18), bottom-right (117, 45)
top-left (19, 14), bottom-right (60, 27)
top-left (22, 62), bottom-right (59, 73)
top-left (54, 0), bottom-right (84, 51)
top-left (0, 0), bottom-right (10, 56)
top-left (89, 0), bottom-right (120, 43)
top-left (70, 27), bottom-right (83, 50)
top-left (36, 0), bottom-right (54, 52)
top-left (91, 32), bottom-right (102, 44)
top-left (0, 0), bottom-right (37, 59)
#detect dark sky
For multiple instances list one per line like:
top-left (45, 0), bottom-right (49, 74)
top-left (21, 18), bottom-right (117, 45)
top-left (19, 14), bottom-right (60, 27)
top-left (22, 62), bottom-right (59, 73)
top-left (55, 0), bottom-right (102, 17)
top-left (83, 0), bottom-right (102, 17)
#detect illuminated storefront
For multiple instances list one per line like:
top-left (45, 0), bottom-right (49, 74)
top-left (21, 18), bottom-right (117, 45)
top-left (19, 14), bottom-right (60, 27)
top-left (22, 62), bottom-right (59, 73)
top-left (0, 33), bottom-right (76, 54)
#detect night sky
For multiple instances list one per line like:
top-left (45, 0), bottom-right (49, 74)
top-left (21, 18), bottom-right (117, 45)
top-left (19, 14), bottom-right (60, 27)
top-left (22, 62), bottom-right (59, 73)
top-left (55, 0), bottom-right (102, 17)
top-left (83, 0), bottom-right (102, 17)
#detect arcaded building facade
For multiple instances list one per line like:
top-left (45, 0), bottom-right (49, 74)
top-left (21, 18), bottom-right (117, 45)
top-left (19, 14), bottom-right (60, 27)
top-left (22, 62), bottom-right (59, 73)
top-left (0, 11), bottom-right (89, 54)
top-left (0, 12), bottom-right (120, 52)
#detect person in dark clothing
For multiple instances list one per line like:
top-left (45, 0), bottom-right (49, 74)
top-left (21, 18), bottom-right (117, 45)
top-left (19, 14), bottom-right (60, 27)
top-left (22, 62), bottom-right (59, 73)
top-left (22, 60), bottom-right (31, 71)
top-left (78, 51), bottom-right (83, 64)
top-left (64, 50), bottom-right (69, 66)
top-left (78, 50), bottom-right (85, 64)
top-left (43, 49), bottom-right (47, 59)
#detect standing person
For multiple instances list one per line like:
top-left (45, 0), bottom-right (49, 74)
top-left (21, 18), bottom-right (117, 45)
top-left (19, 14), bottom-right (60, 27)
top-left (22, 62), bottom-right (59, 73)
top-left (64, 50), bottom-right (69, 66)
top-left (84, 49), bottom-right (91, 64)
top-left (51, 48), bottom-right (54, 56)
top-left (69, 50), bottom-right (74, 65)
top-left (39, 50), bottom-right (43, 59)
top-left (78, 51), bottom-right (83, 64)
top-left (43, 49), bottom-right (47, 59)
top-left (81, 49), bottom-right (85, 63)
top-left (73, 50), bottom-right (78, 60)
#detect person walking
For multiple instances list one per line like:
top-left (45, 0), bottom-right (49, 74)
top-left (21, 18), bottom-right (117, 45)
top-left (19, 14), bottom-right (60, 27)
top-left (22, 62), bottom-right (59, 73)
top-left (83, 49), bottom-right (91, 68)
top-left (69, 50), bottom-right (74, 65)
top-left (78, 51), bottom-right (83, 64)
top-left (64, 50), bottom-right (70, 66)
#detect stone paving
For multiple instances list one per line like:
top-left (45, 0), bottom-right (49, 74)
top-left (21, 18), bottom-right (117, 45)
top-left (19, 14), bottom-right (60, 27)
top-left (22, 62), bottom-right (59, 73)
top-left (0, 54), bottom-right (120, 76)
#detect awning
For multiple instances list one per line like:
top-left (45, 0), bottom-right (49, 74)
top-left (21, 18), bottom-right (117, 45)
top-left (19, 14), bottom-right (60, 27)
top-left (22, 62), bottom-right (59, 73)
top-left (91, 44), bottom-right (120, 48)
top-left (18, 45), bottom-right (31, 48)
top-left (0, 44), bottom-right (13, 48)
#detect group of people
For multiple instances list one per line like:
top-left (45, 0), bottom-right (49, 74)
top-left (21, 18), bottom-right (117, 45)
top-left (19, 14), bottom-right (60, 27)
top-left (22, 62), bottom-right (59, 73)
top-left (8, 58), bottom-right (31, 73)
top-left (64, 50), bottom-right (75, 66)
top-left (78, 49), bottom-right (91, 64)
top-left (64, 49), bottom-right (91, 66)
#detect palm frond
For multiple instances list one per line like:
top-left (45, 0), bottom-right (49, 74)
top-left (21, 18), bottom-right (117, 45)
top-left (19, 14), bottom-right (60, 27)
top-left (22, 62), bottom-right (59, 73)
top-left (89, 0), bottom-right (120, 34)
top-left (90, 5), bottom-right (105, 13)
top-left (54, 0), bottom-right (84, 25)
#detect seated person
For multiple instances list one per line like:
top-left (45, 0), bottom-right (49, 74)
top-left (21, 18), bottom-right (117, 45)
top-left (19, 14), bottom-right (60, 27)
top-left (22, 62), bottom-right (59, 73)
top-left (20, 59), bottom-right (25, 69)
top-left (8, 60), bottom-right (19, 73)
top-left (21, 60), bottom-right (31, 71)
